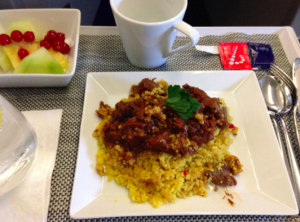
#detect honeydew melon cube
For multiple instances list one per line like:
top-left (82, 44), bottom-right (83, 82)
top-left (7, 20), bottom-right (43, 42)
top-left (14, 47), bottom-right (65, 74)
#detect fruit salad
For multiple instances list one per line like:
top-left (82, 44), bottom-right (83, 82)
top-left (0, 20), bottom-right (71, 74)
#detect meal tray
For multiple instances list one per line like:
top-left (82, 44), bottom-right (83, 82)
top-left (1, 26), bottom-right (300, 221)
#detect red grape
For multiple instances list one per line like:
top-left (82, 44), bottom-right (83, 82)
top-left (24, 31), bottom-right (35, 42)
top-left (18, 48), bottom-right (29, 59)
top-left (0, 34), bottom-right (11, 45)
top-left (56, 32), bottom-right (65, 41)
top-left (40, 39), bottom-right (52, 50)
top-left (52, 40), bottom-right (64, 52)
top-left (11, 30), bottom-right (23, 42)
top-left (45, 30), bottom-right (57, 41)
top-left (60, 42), bottom-right (70, 54)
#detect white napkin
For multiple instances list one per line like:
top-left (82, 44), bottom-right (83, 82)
top-left (195, 45), bottom-right (220, 54)
top-left (0, 109), bottom-right (63, 222)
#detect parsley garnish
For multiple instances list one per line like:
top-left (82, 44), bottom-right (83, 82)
top-left (164, 85), bottom-right (201, 120)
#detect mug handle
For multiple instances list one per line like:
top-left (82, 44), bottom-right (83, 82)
top-left (164, 21), bottom-right (200, 58)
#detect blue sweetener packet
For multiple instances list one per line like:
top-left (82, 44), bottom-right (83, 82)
top-left (247, 42), bottom-right (274, 70)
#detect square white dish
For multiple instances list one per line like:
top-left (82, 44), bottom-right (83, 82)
top-left (70, 71), bottom-right (297, 218)
top-left (0, 9), bottom-right (80, 87)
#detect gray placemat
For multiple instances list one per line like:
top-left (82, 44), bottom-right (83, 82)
top-left (0, 33), bottom-right (298, 221)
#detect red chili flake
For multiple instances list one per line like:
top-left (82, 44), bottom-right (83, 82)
top-left (229, 124), bottom-right (236, 129)
top-left (183, 170), bottom-right (187, 176)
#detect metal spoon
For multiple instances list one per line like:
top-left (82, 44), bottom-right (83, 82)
top-left (259, 75), bottom-right (300, 208)
top-left (259, 75), bottom-right (291, 158)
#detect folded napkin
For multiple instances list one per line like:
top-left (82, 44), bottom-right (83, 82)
top-left (0, 109), bottom-right (63, 222)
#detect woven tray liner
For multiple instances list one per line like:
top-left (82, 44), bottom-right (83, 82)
top-left (0, 33), bottom-right (298, 221)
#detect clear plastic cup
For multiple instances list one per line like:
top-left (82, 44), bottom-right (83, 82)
top-left (0, 95), bottom-right (37, 195)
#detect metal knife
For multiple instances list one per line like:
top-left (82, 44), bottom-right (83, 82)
top-left (292, 58), bottom-right (300, 145)
top-left (293, 58), bottom-right (300, 111)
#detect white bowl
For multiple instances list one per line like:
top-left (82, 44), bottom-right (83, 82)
top-left (0, 9), bottom-right (81, 88)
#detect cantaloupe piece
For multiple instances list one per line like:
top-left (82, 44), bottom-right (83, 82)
top-left (7, 20), bottom-right (43, 42)
top-left (14, 47), bottom-right (65, 74)
top-left (0, 46), bottom-right (13, 71)
top-left (48, 48), bottom-right (68, 69)
top-left (3, 43), bottom-right (41, 69)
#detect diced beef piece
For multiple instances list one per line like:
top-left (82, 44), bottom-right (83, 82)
top-left (183, 84), bottom-right (208, 101)
top-left (121, 117), bottom-right (147, 147)
top-left (103, 123), bottom-right (122, 144)
top-left (112, 98), bottom-right (145, 121)
top-left (146, 130), bottom-right (172, 153)
top-left (131, 78), bottom-right (159, 95)
top-left (183, 84), bottom-right (228, 128)
top-left (206, 164), bottom-right (237, 186)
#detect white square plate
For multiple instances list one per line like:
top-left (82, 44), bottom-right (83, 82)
top-left (0, 9), bottom-right (80, 87)
top-left (70, 71), bottom-right (297, 218)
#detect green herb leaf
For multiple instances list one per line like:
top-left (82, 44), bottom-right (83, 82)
top-left (177, 111), bottom-right (194, 120)
top-left (189, 98), bottom-right (201, 112)
top-left (165, 85), bottom-right (181, 104)
top-left (168, 85), bottom-right (180, 95)
top-left (165, 93), bottom-right (181, 104)
top-left (164, 85), bottom-right (201, 120)
top-left (169, 100), bottom-right (190, 112)
top-left (179, 89), bottom-right (191, 100)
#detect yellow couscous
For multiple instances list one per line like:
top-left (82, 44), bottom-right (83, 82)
top-left (93, 78), bottom-right (243, 208)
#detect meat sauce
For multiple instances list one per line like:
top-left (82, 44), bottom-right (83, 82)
top-left (98, 78), bottom-right (229, 157)
top-left (96, 78), bottom-right (241, 186)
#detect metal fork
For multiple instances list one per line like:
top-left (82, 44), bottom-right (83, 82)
top-left (270, 63), bottom-right (300, 207)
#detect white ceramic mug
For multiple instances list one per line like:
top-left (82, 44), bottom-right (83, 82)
top-left (110, 0), bottom-right (200, 69)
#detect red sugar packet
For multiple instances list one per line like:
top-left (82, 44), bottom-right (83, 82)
top-left (218, 42), bottom-right (252, 70)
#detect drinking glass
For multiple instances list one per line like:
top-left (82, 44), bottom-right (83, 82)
top-left (0, 95), bottom-right (37, 195)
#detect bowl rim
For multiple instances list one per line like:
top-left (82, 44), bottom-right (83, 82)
top-left (0, 8), bottom-right (81, 13)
